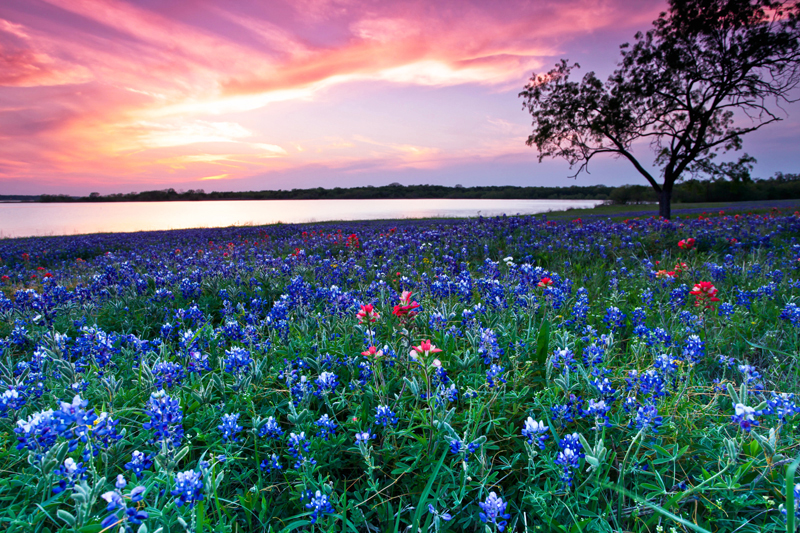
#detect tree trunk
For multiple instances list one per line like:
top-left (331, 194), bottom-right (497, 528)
top-left (658, 187), bottom-right (672, 219)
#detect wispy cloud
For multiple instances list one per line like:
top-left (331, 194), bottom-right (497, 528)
top-left (0, 0), bottom-right (667, 193)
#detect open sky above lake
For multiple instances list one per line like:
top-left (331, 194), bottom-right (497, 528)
top-left (2, 0), bottom-right (800, 195)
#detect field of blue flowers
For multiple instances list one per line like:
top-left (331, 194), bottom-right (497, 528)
top-left (1, 210), bottom-right (799, 533)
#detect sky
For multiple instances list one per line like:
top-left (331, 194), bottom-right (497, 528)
top-left (1, 0), bottom-right (799, 196)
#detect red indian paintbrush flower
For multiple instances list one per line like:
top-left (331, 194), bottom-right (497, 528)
top-left (537, 277), bottom-right (553, 287)
top-left (393, 291), bottom-right (420, 318)
top-left (411, 340), bottom-right (442, 358)
top-left (356, 304), bottom-right (380, 324)
top-left (690, 282), bottom-right (720, 308)
top-left (361, 346), bottom-right (383, 357)
top-left (678, 238), bottom-right (696, 250)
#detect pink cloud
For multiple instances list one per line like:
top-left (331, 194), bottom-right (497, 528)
top-left (0, 0), bottom-right (668, 193)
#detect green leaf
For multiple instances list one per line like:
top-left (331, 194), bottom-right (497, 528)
top-left (196, 500), bottom-right (205, 533)
top-left (640, 482), bottom-right (664, 493)
top-left (536, 319), bottom-right (550, 368)
top-left (785, 456), bottom-right (800, 533)
top-left (411, 446), bottom-right (447, 530)
top-left (56, 510), bottom-right (75, 527)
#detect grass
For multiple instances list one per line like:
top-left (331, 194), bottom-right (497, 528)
top-left (0, 208), bottom-right (798, 532)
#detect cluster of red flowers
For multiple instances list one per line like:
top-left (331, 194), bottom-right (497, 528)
top-left (345, 233), bottom-right (360, 248)
top-left (690, 282), bottom-right (721, 308)
top-left (393, 291), bottom-right (420, 318)
top-left (361, 346), bottom-right (383, 357)
top-left (356, 304), bottom-right (380, 324)
top-left (678, 238), bottom-right (695, 250)
top-left (537, 277), bottom-right (553, 287)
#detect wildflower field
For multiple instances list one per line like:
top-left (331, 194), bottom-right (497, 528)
top-left (1, 210), bottom-right (800, 533)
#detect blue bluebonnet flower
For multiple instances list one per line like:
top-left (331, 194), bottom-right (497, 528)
top-left (738, 364), bottom-right (763, 387)
top-left (258, 416), bottom-right (284, 440)
top-left (543, 285), bottom-right (568, 310)
top-left (178, 328), bottom-right (199, 352)
top-left (582, 343), bottom-right (605, 368)
top-left (682, 335), bottom-right (705, 365)
top-left (603, 306), bottom-right (626, 331)
top-left (10, 320), bottom-right (30, 347)
top-left (521, 417), bottom-right (548, 449)
top-left (486, 364), bottom-right (506, 388)
top-left (627, 369), bottom-right (668, 401)
top-left (375, 405), bottom-right (398, 427)
top-left (584, 399), bottom-right (612, 429)
top-left (669, 285), bottom-right (689, 308)
top-left (718, 302), bottom-right (736, 318)
top-left (315, 414), bottom-right (337, 440)
top-left (142, 390), bottom-right (184, 449)
top-left (478, 492), bottom-right (511, 531)
top-left (355, 430), bottom-right (376, 443)
top-left (223, 347), bottom-right (252, 375)
top-left (52, 457), bottom-right (86, 494)
top-left (647, 327), bottom-right (672, 348)
top-left (734, 287), bottom-right (757, 309)
top-left (171, 469), bottom-right (203, 508)
top-left (260, 453), bottom-right (282, 473)
top-left (15, 408), bottom-right (59, 452)
top-left (449, 439), bottom-right (481, 462)
top-left (779, 303), bottom-right (800, 326)
top-left (478, 328), bottom-right (501, 364)
top-left (765, 393), bottom-right (799, 423)
top-left (590, 376), bottom-right (617, 402)
top-left (100, 481), bottom-right (147, 530)
top-left (555, 433), bottom-right (584, 488)
top-left (552, 394), bottom-right (584, 427)
top-left (217, 413), bottom-right (242, 442)
top-left (640, 288), bottom-right (654, 307)
top-left (449, 439), bottom-right (463, 455)
top-left (315, 372), bottom-right (339, 396)
top-left (287, 432), bottom-right (316, 469)
top-left (428, 312), bottom-right (448, 331)
top-left (632, 404), bottom-right (663, 433)
top-left (153, 361), bottom-right (185, 389)
top-left (303, 490), bottom-right (334, 524)
top-left (427, 504), bottom-right (452, 522)
top-left (567, 287), bottom-right (590, 327)
top-left (0, 388), bottom-right (24, 418)
top-left (551, 348), bottom-right (577, 372)
top-left (357, 361), bottom-right (373, 387)
top-left (431, 366), bottom-right (450, 388)
top-left (187, 350), bottom-right (211, 374)
top-left (653, 354), bottom-right (678, 374)
top-left (732, 403), bottom-right (758, 432)
top-left (124, 451), bottom-right (153, 479)
top-left (435, 382), bottom-right (459, 406)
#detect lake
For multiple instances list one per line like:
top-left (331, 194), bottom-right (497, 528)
top-left (0, 199), bottom-right (603, 239)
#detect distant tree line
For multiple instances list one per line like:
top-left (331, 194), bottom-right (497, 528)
top-left (608, 172), bottom-right (800, 205)
top-left (33, 173), bottom-right (800, 204)
top-left (39, 184), bottom-right (616, 202)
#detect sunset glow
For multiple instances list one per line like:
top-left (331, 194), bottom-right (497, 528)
top-left (1, 0), bottom-right (798, 195)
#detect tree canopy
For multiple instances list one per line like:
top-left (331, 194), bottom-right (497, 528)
top-left (520, 0), bottom-right (800, 218)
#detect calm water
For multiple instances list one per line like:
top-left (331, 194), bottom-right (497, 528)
top-left (0, 199), bottom-right (602, 239)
